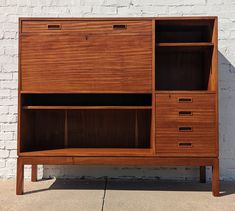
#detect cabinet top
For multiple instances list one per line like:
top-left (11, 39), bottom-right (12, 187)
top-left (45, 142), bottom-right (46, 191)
top-left (19, 16), bottom-right (217, 22)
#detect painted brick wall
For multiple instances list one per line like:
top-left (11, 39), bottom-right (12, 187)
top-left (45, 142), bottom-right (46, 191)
top-left (0, 0), bottom-right (235, 181)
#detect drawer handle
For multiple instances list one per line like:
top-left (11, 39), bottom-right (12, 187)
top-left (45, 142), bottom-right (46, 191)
top-left (179, 111), bottom-right (193, 116)
top-left (178, 126), bottom-right (192, 132)
top-left (178, 142), bottom-right (192, 147)
top-left (178, 97), bottom-right (193, 103)
top-left (47, 24), bottom-right (61, 30)
top-left (113, 24), bottom-right (127, 29)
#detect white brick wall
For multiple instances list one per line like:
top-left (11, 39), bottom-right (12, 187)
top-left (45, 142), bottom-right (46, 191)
top-left (0, 0), bottom-right (235, 181)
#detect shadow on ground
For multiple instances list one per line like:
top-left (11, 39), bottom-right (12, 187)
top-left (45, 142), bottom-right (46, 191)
top-left (24, 178), bottom-right (235, 197)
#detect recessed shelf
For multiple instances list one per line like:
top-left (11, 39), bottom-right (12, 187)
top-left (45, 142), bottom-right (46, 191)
top-left (23, 106), bottom-right (152, 110)
top-left (156, 19), bottom-right (214, 43)
top-left (156, 42), bottom-right (214, 47)
top-left (21, 94), bottom-right (152, 107)
top-left (155, 46), bottom-right (213, 91)
top-left (155, 90), bottom-right (216, 94)
top-left (21, 109), bottom-right (151, 151)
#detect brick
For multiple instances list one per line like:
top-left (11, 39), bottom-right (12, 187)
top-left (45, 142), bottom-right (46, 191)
top-left (0, 89), bottom-right (11, 96)
top-left (0, 141), bottom-right (4, 149)
top-left (1, 123), bottom-right (17, 132)
top-left (0, 150), bottom-right (9, 158)
top-left (6, 158), bottom-right (16, 167)
top-left (5, 141), bottom-right (16, 149)
top-left (103, 0), bottom-right (130, 7)
top-left (0, 73), bottom-right (12, 80)
top-left (0, 159), bottom-right (5, 168)
top-left (0, 114), bottom-right (17, 123)
top-left (80, 0), bottom-right (104, 6)
top-left (1, 64), bottom-right (17, 73)
top-left (9, 149), bottom-right (17, 158)
top-left (0, 80), bottom-right (17, 89)
top-left (8, 105), bottom-right (17, 114)
top-left (92, 6), bottom-right (117, 14)
top-left (0, 132), bottom-right (13, 140)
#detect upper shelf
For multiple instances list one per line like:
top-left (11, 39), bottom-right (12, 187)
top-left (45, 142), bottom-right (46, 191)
top-left (156, 42), bottom-right (214, 47)
top-left (156, 19), bottom-right (215, 43)
top-left (23, 106), bottom-right (152, 110)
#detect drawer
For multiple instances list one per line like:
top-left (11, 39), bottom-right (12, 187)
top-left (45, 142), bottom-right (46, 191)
top-left (156, 109), bottom-right (215, 125)
top-left (155, 92), bottom-right (217, 156)
top-left (156, 93), bottom-right (216, 126)
top-left (21, 20), bottom-right (152, 34)
top-left (156, 124), bottom-right (216, 136)
top-left (156, 93), bottom-right (216, 110)
top-left (156, 137), bottom-right (216, 156)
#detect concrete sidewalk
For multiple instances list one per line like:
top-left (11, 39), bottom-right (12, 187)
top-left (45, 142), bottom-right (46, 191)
top-left (0, 179), bottom-right (235, 211)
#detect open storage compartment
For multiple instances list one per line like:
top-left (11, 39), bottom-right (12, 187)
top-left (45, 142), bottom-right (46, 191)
top-left (20, 94), bottom-right (152, 153)
top-left (155, 47), bottom-right (213, 90)
top-left (156, 19), bottom-right (214, 43)
top-left (22, 94), bottom-right (152, 107)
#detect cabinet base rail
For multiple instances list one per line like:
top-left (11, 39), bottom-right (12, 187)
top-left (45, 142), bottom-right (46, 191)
top-left (16, 156), bottom-right (219, 196)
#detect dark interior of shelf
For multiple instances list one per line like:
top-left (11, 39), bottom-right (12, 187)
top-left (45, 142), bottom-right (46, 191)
top-left (155, 47), bottom-right (213, 90)
top-left (156, 20), bottom-right (214, 43)
top-left (22, 94), bottom-right (152, 107)
top-left (20, 109), bottom-right (151, 152)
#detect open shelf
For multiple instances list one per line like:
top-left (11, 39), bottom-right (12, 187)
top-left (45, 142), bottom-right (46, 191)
top-left (155, 45), bottom-right (213, 91)
top-left (156, 42), bottom-right (214, 47)
top-left (156, 19), bottom-right (214, 43)
top-left (23, 106), bottom-right (152, 110)
top-left (22, 93), bottom-right (152, 107)
top-left (19, 148), bottom-right (152, 157)
top-left (20, 109), bottom-right (151, 152)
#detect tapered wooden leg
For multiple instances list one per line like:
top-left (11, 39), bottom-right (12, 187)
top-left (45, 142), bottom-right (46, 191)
top-left (200, 166), bottom-right (206, 183)
top-left (31, 165), bottom-right (37, 182)
top-left (212, 158), bottom-right (220, 196)
top-left (16, 158), bottom-right (24, 195)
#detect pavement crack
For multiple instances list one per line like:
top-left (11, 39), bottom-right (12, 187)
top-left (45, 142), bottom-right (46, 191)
top-left (101, 177), bottom-right (108, 211)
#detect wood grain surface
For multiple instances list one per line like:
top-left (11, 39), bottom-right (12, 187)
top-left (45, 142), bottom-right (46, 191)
top-left (21, 33), bottom-right (152, 92)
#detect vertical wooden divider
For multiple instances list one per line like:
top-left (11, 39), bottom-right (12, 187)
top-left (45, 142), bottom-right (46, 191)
top-left (64, 109), bottom-right (68, 148)
top-left (134, 110), bottom-right (139, 148)
top-left (151, 19), bottom-right (156, 155)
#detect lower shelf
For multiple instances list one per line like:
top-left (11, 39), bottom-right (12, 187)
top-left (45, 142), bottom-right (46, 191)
top-left (19, 148), bottom-right (153, 157)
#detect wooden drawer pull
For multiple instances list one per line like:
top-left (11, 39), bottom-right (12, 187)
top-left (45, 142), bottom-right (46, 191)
top-left (178, 126), bottom-right (192, 132)
top-left (47, 24), bottom-right (61, 30)
top-left (113, 24), bottom-right (127, 29)
top-left (178, 97), bottom-right (192, 103)
top-left (179, 111), bottom-right (192, 116)
top-left (178, 142), bottom-right (192, 147)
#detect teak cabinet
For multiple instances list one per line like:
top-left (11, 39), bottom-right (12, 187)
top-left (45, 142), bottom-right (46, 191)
top-left (17, 17), bottom-right (219, 196)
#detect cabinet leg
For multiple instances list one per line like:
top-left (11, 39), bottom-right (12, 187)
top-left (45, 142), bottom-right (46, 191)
top-left (200, 166), bottom-right (206, 183)
top-left (212, 158), bottom-right (220, 196)
top-left (31, 165), bottom-right (37, 182)
top-left (16, 158), bottom-right (24, 195)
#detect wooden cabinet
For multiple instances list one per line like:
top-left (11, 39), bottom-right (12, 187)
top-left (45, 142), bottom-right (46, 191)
top-left (17, 17), bottom-right (219, 196)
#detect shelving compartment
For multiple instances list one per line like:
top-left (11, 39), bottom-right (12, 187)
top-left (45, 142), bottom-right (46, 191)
top-left (156, 19), bottom-right (214, 43)
top-left (20, 94), bottom-right (152, 153)
top-left (155, 47), bottom-right (213, 91)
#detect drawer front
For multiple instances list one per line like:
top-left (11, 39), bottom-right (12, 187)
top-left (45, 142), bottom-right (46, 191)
top-left (21, 33), bottom-right (152, 92)
top-left (156, 93), bottom-right (216, 110)
top-left (155, 93), bottom-right (217, 156)
top-left (156, 137), bottom-right (216, 156)
top-left (21, 20), bottom-right (152, 34)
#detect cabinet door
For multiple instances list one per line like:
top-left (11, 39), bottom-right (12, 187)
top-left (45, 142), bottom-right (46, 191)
top-left (21, 33), bottom-right (152, 92)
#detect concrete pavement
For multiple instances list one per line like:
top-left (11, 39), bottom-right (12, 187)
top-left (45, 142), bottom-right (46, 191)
top-left (0, 179), bottom-right (235, 211)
